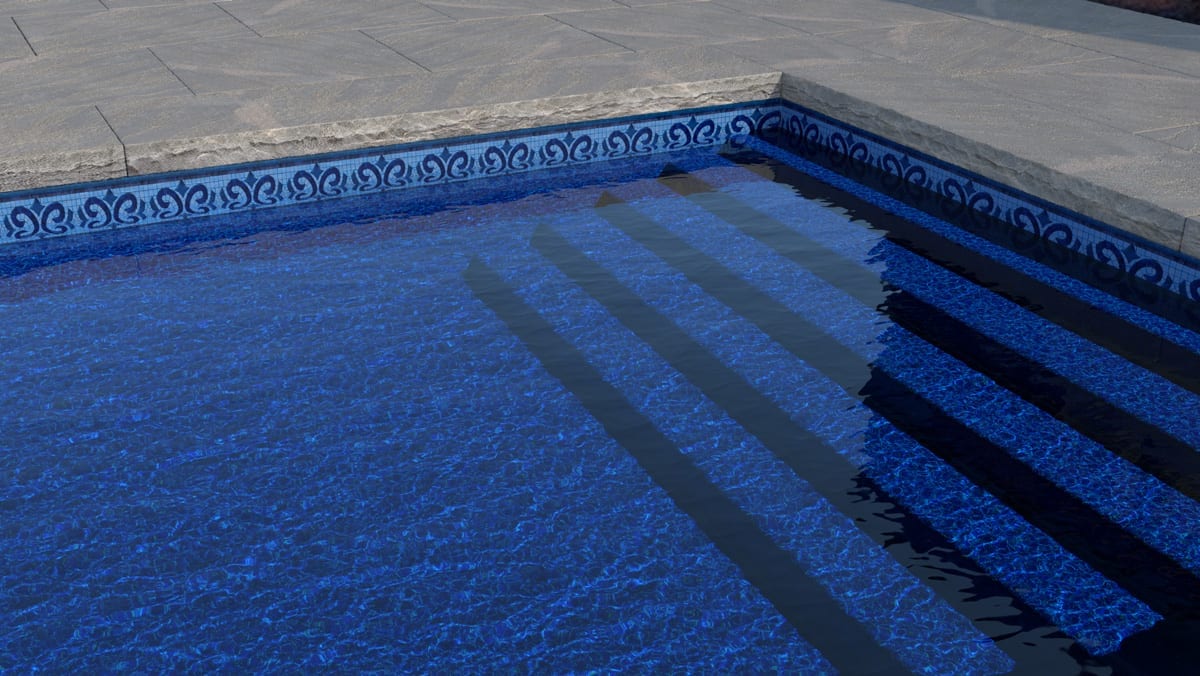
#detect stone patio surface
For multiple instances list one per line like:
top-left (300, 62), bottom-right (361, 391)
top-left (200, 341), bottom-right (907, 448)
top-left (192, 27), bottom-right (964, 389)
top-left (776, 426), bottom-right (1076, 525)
top-left (2, 0), bottom-right (1199, 259)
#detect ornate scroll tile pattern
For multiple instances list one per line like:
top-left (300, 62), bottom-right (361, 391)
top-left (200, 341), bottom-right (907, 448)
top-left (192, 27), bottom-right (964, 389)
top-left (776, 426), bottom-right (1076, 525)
top-left (1, 97), bottom-right (1197, 304)
top-left (775, 100), bottom-right (1200, 304)
top-left (0, 102), bottom-right (780, 246)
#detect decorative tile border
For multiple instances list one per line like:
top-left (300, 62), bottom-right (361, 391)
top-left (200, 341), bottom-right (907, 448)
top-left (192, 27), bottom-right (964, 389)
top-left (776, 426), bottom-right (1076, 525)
top-left (0, 101), bottom-right (779, 246)
top-left (2, 96), bottom-right (1198, 305)
top-left (772, 100), bottom-right (1200, 305)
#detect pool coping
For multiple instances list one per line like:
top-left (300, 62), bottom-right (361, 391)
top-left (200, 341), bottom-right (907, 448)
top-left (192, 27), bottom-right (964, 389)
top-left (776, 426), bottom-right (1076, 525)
top-left (6, 95), bottom-right (1199, 308)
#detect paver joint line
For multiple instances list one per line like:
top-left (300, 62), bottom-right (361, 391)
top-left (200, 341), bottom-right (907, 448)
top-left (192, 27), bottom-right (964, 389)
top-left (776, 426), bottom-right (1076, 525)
top-left (11, 16), bottom-right (35, 56)
top-left (92, 104), bottom-right (129, 180)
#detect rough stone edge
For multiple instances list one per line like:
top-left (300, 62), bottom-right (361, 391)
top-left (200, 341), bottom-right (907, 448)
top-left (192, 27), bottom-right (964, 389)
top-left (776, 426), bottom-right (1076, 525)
top-left (122, 73), bottom-right (784, 177)
top-left (779, 73), bottom-right (1191, 257)
top-left (0, 145), bottom-right (126, 194)
top-left (1182, 215), bottom-right (1200, 260)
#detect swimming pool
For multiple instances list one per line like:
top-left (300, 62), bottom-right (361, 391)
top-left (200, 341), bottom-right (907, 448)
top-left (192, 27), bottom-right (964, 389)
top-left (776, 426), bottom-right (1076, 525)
top-left (2, 103), bottom-right (1198, 673)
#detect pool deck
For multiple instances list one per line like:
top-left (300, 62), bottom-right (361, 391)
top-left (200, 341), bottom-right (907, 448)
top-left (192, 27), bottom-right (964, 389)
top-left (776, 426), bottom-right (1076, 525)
top-left (2, 0), bottom-right (1199, 259)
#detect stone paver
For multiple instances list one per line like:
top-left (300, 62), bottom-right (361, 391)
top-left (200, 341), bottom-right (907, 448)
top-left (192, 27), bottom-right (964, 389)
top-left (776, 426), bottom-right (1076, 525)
top-left (13, 4), bottom-right (254, 56)
top-left (1, 0), bottom-right (1198, 259)
top-left (1142, 122), bottom-right (1200, 152)
top-left (218, 0), bottom-right (452, 37)
top-left (150, 31), bottom-right (429, 94)
top-left (981, 57), bottom-right (1200, 133)
top-left (0, 49), bottom-right (190, 109)
top-left (1, 104), bottom-right (124, 189)
top-left (820, 17), bottom-right (1108, 75)
top-left (421, 0), bottom-right (623, 20)
top-left (0, 16), bottom-right (32, 60)
top-left (365, 15), bottom-right (630, 71)
top-left (550, 3), bottom-right (801, 51)
top-left (713, 0), bottom-right (957, 35)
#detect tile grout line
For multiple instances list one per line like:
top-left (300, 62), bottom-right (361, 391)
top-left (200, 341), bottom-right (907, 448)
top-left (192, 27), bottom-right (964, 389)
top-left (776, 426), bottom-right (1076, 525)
top-left (11, 17), bottom-right (36, 57)
top-left (214, 1), bottom-right (262, 38)
top-left (93, 104), bottom-right (130, 179)
top-left (358, 30), bottom-right (432, 73)
top-left (147, 47), bottom-right (197, 96)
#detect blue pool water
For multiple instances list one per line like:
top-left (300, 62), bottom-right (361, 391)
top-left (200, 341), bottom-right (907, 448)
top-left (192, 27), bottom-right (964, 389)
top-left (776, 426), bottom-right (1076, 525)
top-left (1, 137), bottom-right (1198, 674)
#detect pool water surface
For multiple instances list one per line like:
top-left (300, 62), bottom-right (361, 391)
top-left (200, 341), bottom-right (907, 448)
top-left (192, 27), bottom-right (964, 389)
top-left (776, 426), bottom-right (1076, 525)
top-left (1, 138), bottom-right (1198, 674)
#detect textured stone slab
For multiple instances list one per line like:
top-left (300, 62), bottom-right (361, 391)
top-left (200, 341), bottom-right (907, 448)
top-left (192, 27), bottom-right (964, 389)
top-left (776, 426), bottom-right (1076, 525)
top-left (421, 0), bottom-right (622, 20)
top-left (825, 17), bottom-right (1107, 76)
top-left (1050, 27), bottom-right (1200, 78)
top-left (735, 37), bottom-right (1197, 251)
top-left (0, 0), bottom-right (103, 15)
top-left (151, 31), bottom-right (427, 94)
top-left (13, 4), bottom-right (253, 56)
top-left (366, 15), bottom-right (629, 71)
top-left (714, 0), bottom-right (957, 35)
top-left (0, 16), bottom-right (31, 60)
top-left (0, 104), bottom-right (124, 192)
top-left (1183, 216), bottom-right (1200, 260)
top-left (0, 49), bottom-right (191, 111)
top-left (719, 34), bottom-right (878, 68)
top-left (551, 3), bottom-right (799, 51)
top-left (981, 57), bottom-right (1200, 134)
top-left (898, 0), bottom-right (1170, 37)
top-left (104, 0), bottom-right (234, 7)
top-left (1140, 123), bottom-right (1200, 152)
top-left (96, 45), bottom-right (780, 175)
top-left (218, 0), bottom-right (453, 37)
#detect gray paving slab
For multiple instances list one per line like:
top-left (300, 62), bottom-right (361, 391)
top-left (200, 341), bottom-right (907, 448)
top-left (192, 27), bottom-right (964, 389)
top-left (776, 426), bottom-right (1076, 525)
top-left (13, 4), bottom-right (253, 56)
top-left (823, 17), bottom-right (1108, 75)
top-left (714, 0), bottom-right (957, 35)
top-left (1050, 27), bottom-right (1200, 78)
top-left (0, 0), bottom-right (104, 16)
top-left (365, 15), bottom-right (630, 72)
top-left (0, 48), bottom-right (192, 110)
top-left (896, 0), bottom-right (1171, 37)
top-left (96, 45), bottom-right (779, 175)
top-left (1184, 217), bottom-right (1200, 259)
top-left (0, 17), bottom-right (31, 60)
top-left (1, 104), bottom-right (124, 192)
top-left (732, 36), bottom-right (1198, 250)
top-left (422, 0), bottom-right (624, 20)
top-left (981, 57), bottom-right (1200, 135)
top-left (218, 0), bottom-right (453, 37)
top-left (1141, 123), bottom-right (1200, 153)
top-left (551, 2), bottom-right (801, 51)
top-left (103, 1), bottom-right (234, 7)
top-left (150, 30), bottom-right (428, 95)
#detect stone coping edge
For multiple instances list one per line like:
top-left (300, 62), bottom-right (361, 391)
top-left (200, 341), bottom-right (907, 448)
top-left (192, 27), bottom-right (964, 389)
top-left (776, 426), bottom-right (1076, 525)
top-left (2, 83), bottom-right (1198, 305)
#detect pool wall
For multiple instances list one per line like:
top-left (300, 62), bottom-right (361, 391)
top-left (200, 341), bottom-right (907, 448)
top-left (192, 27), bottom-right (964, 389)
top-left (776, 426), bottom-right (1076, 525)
top-left (4, 99), bottom-right (1198, 306)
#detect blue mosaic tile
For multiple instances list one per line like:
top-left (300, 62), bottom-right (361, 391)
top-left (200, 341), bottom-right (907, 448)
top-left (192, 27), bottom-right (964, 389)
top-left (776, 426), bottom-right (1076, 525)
top-left (774, 100), bottom-right (1200, 305)
top-left (2, 96), bottom-right (1197, 306)
top-left (0, 102), bottom-right (779, 246)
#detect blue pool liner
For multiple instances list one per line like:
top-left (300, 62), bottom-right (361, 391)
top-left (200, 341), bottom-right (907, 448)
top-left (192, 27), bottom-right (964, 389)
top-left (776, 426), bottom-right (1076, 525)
top-left (735, 134), bottom-right (1200, 356)
top-left (0, 211), bottom-right (829, 671)
top-left (580, 177), bottom-right (1161, 653)
top-left (485, 219), bottom-right (1012, 675)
